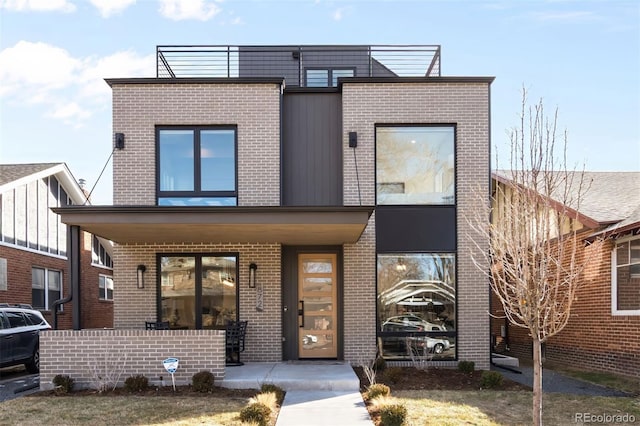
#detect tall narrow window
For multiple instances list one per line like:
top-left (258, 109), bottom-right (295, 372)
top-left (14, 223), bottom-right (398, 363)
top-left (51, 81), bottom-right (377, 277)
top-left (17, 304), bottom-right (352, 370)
top-left (613, 237), bottom-right (640, 314)
top-left (159, 254), bottom-right (238, 329)
top-left (99, 275), bottom-right (114, 301)
top-left (157, 127), bottom-right (237, 206)
top-left (376, 126), bottom-right (455, 205)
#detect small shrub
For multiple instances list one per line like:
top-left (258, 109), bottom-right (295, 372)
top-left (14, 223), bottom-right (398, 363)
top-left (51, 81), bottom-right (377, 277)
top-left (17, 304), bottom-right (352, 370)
top-left (380, 403), bottom-right (407, 426)
top-left (239, 402), bottom-right (271, 426)
top-left (480, 371), bottom-right (504, 389)
top-left (260, 383), bottom-right (285, 405)
top-left (124, 374), bottom-right (149, 393)
top-left (191, 370), bottom-right (215, 393)
top-left (365, 383), bottom-right (391, 401)
top-left (250, 392), bottom-right (278, 412)
top-left (52, 374), bottom-right (74, 395)
top-left (458, 360), bottom-right (475, 374)
top-left (380, 367), bottom-right (403, 384)
top-left (373, 356), bottom-right (387, 372)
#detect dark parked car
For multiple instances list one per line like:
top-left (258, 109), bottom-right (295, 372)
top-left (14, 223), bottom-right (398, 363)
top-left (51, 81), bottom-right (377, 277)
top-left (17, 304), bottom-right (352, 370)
top-left (0, 304), bottom-right (51, 373)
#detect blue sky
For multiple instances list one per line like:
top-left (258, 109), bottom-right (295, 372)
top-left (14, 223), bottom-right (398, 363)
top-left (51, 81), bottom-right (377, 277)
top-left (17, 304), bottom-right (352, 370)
top-left (1, 0), bottom-right (638, 205)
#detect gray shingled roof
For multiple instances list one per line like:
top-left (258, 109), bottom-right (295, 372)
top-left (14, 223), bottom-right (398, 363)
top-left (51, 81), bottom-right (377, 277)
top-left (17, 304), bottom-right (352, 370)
top-left (494, 170), bottom-right (640, 231)
top-left (0, 163), bottom-right (63, 187)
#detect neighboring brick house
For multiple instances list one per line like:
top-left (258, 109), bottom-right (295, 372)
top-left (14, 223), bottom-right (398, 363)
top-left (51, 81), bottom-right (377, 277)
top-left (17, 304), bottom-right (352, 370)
top-left (53, 45), bottom-right (493, 368)
top-left (491, 171), bottom-right (640, 378)
top-left (0, 163), bottom-right (113, 329)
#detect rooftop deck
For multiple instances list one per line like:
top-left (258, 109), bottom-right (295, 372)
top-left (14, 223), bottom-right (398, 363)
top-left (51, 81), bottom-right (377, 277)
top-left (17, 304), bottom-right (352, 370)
top-left (156, 44), bottom-right (441, 86)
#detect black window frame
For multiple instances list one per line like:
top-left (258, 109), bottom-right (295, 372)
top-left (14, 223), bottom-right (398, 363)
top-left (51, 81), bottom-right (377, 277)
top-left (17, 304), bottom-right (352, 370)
top-left (304, 67), bottom-right (356, 87)
top-left (156, 252), bottom-right (239, 330)
top-left (155, 125), bottom-right (238, 205)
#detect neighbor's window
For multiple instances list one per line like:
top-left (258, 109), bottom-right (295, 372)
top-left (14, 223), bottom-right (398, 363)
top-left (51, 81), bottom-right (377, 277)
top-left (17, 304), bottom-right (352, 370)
top-left (376, 126), bottom-right (455, 205)
top-left (377, 253), bottom-right (456, 360)
top-left (32, 267), bottom-right (62, 310)
top-left (157, 127), bottom-right (237, 206)
top-left (305, 68), bottom-right (354, 87)
top-left (92, 236), bottom-right (113, 268)
top-left (99, 275), bottom-right (113, 301)
top-left (613, 237), bottom-right (640, 314)
top-left (159, 254), bottom-right (238, 329)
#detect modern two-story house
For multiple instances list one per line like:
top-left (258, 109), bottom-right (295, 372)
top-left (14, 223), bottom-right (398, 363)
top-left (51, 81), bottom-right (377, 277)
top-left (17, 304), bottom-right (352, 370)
top-left (54, 45), bottom-right (493, 368)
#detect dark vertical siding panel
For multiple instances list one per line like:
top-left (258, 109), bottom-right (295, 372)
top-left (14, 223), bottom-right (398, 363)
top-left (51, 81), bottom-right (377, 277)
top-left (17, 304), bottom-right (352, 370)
top-left (282, 93), bottom-right (342, 206)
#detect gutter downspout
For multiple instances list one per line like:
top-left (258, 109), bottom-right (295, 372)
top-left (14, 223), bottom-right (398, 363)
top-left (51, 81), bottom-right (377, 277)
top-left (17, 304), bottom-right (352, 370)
top-left (53, 225), bottom-right (81, 330)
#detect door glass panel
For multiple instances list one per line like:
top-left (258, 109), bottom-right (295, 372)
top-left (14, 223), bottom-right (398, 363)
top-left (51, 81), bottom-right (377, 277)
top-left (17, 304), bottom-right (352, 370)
top-left (302, 277), bottom-right (332, 293)
top-left (299, 253), bottom-right (337, 358)
top-left (302, 261), bottom-right (332, 273)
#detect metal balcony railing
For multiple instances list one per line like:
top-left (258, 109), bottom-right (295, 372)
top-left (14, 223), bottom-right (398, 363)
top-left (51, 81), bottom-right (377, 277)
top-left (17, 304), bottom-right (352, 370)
top-left (156, 45), bottom-right (441, 85)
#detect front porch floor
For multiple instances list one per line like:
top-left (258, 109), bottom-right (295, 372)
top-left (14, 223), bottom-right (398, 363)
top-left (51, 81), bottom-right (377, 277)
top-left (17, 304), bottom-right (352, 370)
top-left (219, 361), bottom-right (360, 391)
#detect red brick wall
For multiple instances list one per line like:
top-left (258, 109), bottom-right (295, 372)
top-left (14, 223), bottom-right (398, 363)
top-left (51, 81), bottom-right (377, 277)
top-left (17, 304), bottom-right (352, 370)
top-left (493, 234), bottom-right (640, 378)
top-left (0, 230), bottom-right (113, 330)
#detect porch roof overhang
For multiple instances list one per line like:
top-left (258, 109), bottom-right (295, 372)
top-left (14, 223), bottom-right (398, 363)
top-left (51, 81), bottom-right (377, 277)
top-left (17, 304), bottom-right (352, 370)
top-left (52, 206), bottom-right (374, 245)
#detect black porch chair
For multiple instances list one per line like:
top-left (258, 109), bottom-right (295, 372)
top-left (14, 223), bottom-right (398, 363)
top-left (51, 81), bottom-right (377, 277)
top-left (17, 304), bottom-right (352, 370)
top-left (225, 320), bottom-right (248, 366)
top-left (145, 321), bottom-right (170, 330)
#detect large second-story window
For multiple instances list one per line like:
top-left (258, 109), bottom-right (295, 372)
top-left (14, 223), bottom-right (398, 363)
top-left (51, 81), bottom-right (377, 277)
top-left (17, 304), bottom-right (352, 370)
top-left (157, 127), bottom-right (237, 206)
top-left (376, 126), bottom-right (455, 205)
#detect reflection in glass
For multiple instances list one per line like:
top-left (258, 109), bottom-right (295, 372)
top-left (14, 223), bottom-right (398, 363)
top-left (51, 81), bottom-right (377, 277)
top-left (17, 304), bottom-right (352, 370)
top-left (159, 130), bottom-right (194, 191)
top-left (201, 130), bottom-right (235, 191)
top-left (160, 255), bottom-right (237, 329)
top-left (377, 253), bottom-right (456, 360)
top-left (302, 277), bottom-right (332, 293)
top-left (303, 261), bottom-right (332, 273)
top-left (376, 126), bottom-right (455, 205)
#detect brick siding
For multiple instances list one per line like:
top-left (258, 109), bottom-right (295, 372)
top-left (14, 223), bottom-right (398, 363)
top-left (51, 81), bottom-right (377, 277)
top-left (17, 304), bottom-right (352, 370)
top-left (342, 82), bottom-right (491, 369)
top-left (40, 330), bottom-right (225, 390)
top-left (110, 83), bottom-right (281, 207)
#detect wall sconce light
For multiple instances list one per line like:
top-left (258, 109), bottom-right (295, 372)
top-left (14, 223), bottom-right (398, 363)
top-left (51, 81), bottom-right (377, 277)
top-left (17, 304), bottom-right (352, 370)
top-left (115, 132), bottom-right (125, 150)
top-left (137, 264), bottom-right (146, 289)
top-left (249, 263), bottom-right (257, 288)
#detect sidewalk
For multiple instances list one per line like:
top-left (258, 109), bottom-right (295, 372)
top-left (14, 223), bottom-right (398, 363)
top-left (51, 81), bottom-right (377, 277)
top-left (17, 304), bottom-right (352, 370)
top-left (491, 364), bottom-right (632, 397)
top-left (220, 362), bottom-right (373, 425)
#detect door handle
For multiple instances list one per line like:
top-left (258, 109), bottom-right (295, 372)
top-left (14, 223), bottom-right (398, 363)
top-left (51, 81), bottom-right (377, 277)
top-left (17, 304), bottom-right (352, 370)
top-left (298, 300), bottom-right (304, 328)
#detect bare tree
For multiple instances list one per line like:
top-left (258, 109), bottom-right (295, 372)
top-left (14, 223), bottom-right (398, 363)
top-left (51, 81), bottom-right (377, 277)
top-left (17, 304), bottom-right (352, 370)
top-left (467, 89), bottom-right (602, 426)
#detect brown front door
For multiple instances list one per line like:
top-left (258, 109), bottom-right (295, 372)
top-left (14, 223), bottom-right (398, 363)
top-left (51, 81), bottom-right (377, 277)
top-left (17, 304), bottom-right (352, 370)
top-left (297, 253), bottom-right (338, 358)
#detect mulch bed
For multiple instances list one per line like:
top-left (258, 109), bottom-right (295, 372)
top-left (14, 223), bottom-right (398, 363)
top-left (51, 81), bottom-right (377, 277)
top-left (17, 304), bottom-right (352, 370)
top-left (354, 366), bottom-right (531, 392)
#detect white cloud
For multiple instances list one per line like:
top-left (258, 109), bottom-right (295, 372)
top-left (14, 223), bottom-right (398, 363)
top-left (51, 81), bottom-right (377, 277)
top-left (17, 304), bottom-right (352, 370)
top-left (159, 0), bottom-right (221, 21)
top-left (89, 0), bottom-right (136, 17)
top-left (0, 0), bottom-right (76, 12)
top-left (333, 7), bottom-right (344, 21)
top-left (0, 41), bottom-right (154, 126)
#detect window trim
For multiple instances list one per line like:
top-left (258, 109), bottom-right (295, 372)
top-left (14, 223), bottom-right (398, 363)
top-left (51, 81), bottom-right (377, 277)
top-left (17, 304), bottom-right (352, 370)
top-left (155, 252), bottom-right (239, 329)
top-left (611, 235), bottom-right (640, 316)
top-left (155, 126), bottom-right (238, 205)
top-left (375, 123), bottom-right (457, 207)
top-left (98, 274), bottom-right (114, 301)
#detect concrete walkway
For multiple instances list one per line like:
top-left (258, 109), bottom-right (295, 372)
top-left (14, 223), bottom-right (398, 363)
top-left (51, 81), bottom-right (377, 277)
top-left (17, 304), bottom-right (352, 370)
top-left (220, 362), bottom-right (372, 425)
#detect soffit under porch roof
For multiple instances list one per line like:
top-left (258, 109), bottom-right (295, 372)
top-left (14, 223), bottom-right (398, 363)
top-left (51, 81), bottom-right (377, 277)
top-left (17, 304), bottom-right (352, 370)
top-left (52, 206), bottom-right (373, 245)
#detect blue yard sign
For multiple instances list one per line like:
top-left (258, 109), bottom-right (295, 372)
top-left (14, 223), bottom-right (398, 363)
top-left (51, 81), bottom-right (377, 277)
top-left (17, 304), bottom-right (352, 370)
top-left (162, 357), bottom-right (179, 391)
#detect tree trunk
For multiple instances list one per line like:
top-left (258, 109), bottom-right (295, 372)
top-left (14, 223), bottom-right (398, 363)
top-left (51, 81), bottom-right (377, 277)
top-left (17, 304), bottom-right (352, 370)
top-left (532, 337), bottom-right (543, 426)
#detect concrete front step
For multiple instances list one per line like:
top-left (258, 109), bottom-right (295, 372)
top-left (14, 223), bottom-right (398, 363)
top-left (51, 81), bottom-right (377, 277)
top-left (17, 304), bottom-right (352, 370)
top-left (219, 362), bottom-right (361, 392)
